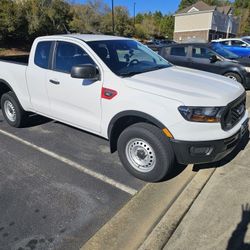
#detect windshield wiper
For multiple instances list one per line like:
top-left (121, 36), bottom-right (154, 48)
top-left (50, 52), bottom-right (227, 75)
top-left (119, 65), bottom-right (169, 78)
top-left (119, 71), bottom-right (145, 77)
top-left (142, 65), bottom-right (169, 73)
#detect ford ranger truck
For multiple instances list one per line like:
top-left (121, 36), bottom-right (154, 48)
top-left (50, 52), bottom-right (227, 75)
top-left (0, 35), bottom-right (248, 182)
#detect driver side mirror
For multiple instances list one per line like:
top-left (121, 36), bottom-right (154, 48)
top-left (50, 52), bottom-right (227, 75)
top-left (71, 64), bottom-right (99, 80)
top-left (209, 55), bottom-right (219, 63)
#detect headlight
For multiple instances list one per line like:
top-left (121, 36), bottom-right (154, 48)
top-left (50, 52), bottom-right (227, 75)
top-left (245, 67), bottom-right (250, 73)
top-left (178, 106), bottom-right (225, 123)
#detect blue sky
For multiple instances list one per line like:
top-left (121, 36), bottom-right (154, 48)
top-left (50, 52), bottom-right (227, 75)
top-left (73, 0), bottom-right (181, 14)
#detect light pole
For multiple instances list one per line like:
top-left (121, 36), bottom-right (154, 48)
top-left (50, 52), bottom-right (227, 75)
top-left (134, 2), bottom-right (136, 27)
top-left (112, 0), bottom-right (115, 34)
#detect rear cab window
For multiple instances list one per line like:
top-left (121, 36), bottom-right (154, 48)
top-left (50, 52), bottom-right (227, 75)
top-left (34, 41), bottom-right (53, 69)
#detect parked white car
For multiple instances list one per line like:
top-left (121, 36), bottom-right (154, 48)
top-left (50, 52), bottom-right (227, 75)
top-left (0, 34), bottom-right (248, 181)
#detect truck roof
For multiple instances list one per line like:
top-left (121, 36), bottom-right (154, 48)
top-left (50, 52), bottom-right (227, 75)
top-left (38, 34), bottom-right (129, 42)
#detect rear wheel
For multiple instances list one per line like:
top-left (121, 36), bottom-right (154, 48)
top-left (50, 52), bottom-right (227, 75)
top-left (224, 72), bottom-right (242, 83)
top-left (1, 92), bottom-right (27, 127)
top-left (117, 123), bottom-right (175, 182)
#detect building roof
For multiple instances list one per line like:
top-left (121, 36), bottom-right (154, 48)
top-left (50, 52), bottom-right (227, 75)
top-left (176, 1), bottom-right (232, 15)
top-left (177, 1), bottom-right (215, 14)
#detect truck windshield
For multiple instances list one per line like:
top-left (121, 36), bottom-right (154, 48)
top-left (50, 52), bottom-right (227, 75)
top-left (87, 40), bottom-right (171, 77)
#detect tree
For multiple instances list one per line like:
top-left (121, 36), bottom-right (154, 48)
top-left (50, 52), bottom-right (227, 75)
top-left (15, 0), bottom-right (72, 40)
top-left (242, 14), bottom-right (250, 35)
top-left (135, 13), bottom-right (144, 24)
top-left (178, 0), bottom-right (196, 10)
top-left (234, 0), bottom-right (250, 36)
top-left (234, 0), bottom-right (249, 9)
top-left (70, 0), bottom-right (109, 33)
top-left (100, 12), bottom-right (113, 34)
top-left (160, 15), bottom-right (174, 39)
top-left (46, 0), bottom-right (72, 34)
top-left (113, 6), bottom-right (134, 37)
top-left (0, 0), bottom-right (22, 42)
top-left (134, 11), bottom-right (174, 39)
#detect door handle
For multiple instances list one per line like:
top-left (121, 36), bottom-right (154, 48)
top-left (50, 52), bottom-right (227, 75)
top-left (49, 79), bottom-right (60, 85)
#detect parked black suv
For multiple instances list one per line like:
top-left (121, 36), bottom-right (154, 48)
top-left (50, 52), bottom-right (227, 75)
top-left (159, 43), bottom-right (250, 89)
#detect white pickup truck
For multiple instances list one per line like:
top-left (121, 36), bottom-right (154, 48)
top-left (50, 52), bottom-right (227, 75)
top-left (0, 34), bottom-right (248, 181)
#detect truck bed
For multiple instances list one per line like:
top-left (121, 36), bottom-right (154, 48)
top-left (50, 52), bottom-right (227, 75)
top-left (0, 54), bottom-right (29, 65)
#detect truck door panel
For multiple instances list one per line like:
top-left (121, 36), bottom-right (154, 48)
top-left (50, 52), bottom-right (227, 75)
top-left (46, 41), bottom-right (102, 132)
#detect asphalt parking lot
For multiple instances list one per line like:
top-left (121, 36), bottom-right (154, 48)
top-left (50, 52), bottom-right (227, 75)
top-left (0, 113), bottom-right (145, 250)
top-left (0, 91), bottom-right (249, 250)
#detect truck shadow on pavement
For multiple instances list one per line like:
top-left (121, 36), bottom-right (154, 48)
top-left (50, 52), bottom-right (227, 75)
top-left (24, 114), bottom-right (52, 127)
top-left (192, 131), bottom-right (250, 172)
top-left (0, 112), bottom-right (51, 127)
top-left (162, 163), bottom-right (187, 181)
top-left (227, 203), bottom-right (250, 250)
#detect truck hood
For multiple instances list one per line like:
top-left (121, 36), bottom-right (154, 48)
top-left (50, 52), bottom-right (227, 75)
top-left (124, 66), bottom-right (244, 106)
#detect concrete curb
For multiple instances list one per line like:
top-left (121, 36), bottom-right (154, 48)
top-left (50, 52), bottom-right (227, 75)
top-left (81, 165), bottom-right (196, 250)
top-left (139, 168), bottom-right (216, 250)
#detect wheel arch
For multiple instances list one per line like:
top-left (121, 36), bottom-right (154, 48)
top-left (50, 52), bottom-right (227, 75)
top-left (0, 79), bottom-right (14, 108)
top-left (223, 69), bottom-right (243, 78)
top-left (223, 70), bottom-right (244, 84)
top-left (108, 110), bottom-right (166, 153)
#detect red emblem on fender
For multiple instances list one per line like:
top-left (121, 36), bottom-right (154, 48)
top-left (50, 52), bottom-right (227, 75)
top-left (101, 87), bottom-right (118, 100)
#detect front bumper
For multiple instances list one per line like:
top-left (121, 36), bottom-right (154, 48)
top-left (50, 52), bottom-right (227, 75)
top-left (171, 118), bottom-right (249, 165)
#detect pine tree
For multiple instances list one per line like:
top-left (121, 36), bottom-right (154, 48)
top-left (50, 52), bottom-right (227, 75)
top-left (178, 0), bottom-right (196, 10)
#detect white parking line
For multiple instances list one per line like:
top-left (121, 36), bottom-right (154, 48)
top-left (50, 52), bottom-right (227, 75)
top-left (0, 129), bottom-right (138, 196)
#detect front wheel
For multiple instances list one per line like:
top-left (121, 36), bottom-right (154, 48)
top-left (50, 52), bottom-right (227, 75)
top-left (117, 123), bottom-right (175, 182)
top-left (1, 92), bottom-right (27, 128)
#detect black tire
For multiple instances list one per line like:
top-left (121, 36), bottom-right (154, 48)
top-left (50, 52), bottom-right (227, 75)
top-left (1, 91), bottom-right (27, 128)
top-left (117, 123), bottom-right (175, 182)
top-left (224, 72), bottom-right (242, 83)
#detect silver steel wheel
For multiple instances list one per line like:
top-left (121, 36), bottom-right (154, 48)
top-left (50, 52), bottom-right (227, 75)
top-left (226, 75), bottom-right (237, 81)
top-left (125, 138), bottom-right (156, 173)
top-left (4, 100), bottom-right (16, 122)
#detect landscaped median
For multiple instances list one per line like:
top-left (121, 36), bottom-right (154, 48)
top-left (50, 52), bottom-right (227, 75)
top-left (164, 143), bottom-right (250, 250)
top-left (139, 168), bottom-right (215, 250)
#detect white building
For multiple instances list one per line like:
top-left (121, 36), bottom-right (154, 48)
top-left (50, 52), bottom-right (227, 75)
top-left (174, 1), bottom-right (239, 43)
